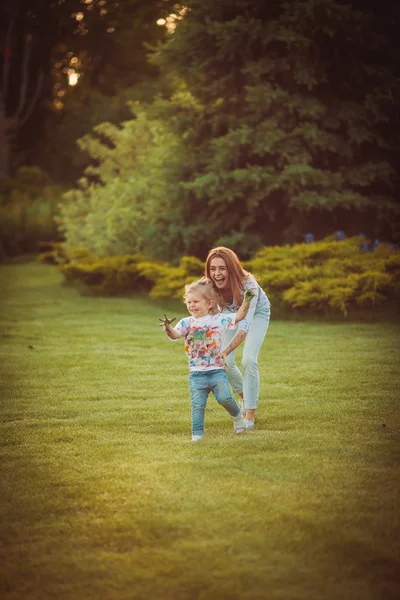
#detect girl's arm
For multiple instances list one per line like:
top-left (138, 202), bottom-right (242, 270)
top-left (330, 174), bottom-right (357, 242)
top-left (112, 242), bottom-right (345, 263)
top-left (164, 324), bottom-right (180, 340)
top-left (159, 314), bottom-right (181, 340)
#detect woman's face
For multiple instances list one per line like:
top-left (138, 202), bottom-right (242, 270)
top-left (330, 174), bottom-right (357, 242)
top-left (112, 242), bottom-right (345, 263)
top-left (209, 257), bottom-right (229, 290)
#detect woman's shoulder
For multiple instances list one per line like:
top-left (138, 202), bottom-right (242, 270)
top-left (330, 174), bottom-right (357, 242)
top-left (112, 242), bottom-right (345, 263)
top-left (243, 273), bottom-right (258, 287)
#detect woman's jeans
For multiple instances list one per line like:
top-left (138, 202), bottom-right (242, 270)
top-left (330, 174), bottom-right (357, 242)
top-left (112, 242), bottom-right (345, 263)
top-left (189, 369), bottom-right (241, 436)
top-left (223, 306), bottom-right (270, 410)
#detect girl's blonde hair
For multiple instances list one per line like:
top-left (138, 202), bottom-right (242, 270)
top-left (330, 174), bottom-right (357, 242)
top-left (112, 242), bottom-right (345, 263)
top-left (184, 278), bottom-right (220, 315)
top-left (205, 246), bottom-right (250, 309)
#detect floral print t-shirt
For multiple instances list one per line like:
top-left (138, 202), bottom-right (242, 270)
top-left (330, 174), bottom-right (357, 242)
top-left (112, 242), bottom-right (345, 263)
top-left (172, 313), bottom-right (240, 372)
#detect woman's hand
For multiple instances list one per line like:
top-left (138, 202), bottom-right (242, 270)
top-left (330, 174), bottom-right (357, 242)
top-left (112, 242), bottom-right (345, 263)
top-left (244, 289), bottom-right (255, 302)
top-left (220, 352), bottom-right (228, 370)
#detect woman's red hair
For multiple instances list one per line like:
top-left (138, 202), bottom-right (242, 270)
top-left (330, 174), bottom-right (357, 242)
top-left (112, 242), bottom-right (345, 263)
top-left (205, 247), bottom-right (249, 309)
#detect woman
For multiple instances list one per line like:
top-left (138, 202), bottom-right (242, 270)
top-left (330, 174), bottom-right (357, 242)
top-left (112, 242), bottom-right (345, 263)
top-left (205, 247), bottom-right (270, 428)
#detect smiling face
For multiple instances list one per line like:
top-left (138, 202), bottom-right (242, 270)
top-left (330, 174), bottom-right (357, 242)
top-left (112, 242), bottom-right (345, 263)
top-left (185, 291), bottom-right (212, 318)
top-left (209, 257), bottom-right (229, 290)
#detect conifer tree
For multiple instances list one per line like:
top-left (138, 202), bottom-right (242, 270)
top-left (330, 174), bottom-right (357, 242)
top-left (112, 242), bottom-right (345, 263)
top-left (151, 0), bottom-right (400, 246)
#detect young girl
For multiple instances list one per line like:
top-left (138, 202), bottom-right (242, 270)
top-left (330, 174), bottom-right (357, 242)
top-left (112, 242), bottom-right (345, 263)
top-left (205, 247), bottom-right (271, 429)
top-left (159, 279), bottom-right (254, 441)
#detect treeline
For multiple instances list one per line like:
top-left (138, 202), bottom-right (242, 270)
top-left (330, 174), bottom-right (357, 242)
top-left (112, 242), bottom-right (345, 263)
top-left (1, 0), bottom-right (400, 265)
top-left (57, 0), bottom-right (400, 261)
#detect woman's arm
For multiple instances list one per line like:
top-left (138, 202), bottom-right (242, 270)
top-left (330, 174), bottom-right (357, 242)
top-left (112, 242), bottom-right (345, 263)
top-left (219, 289), bottom-right (254, 362)
top-left (236, 275), bottom-right (259, 331)
top-left (221, 330), bottom-right (246, 362)
top-left (235, 289), bottom-right (254, 323)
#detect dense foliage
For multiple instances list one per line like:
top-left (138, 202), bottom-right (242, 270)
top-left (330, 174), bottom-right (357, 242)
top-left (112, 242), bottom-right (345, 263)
top-left (57, 105), bottom-right (189, 261)
top-left (40, 236), bottom-right (400, 316)
top-left (244, 236), bottom-right (400, 315)
top-left (150, 0), bottom-right (400, 246)
top-left (56, 0), bottom-right (400, 261)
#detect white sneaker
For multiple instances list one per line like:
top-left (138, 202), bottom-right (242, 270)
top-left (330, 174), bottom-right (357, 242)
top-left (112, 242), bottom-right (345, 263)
top-left (245, 420), bottom-right (255, 430)
top-left (192, 434), bottom-right (204, 442)
top-left (232, 414), bottom-right (247, 434)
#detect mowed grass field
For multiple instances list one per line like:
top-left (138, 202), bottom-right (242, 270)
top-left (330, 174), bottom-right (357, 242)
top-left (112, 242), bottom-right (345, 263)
top-left (0, 260), bottom-right (399, 600)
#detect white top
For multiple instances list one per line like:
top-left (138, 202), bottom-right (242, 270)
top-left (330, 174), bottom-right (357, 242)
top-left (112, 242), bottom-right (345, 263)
top-left (172, 313), bottom-right (239, 372)
top-left (224, 274), bottom-right (270, 332)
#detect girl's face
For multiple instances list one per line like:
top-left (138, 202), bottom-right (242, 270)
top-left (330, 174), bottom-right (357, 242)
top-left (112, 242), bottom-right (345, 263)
top-left (209, 257), bottom-right (229, 290)
top-left (186, 291), bottom-right (212, 318)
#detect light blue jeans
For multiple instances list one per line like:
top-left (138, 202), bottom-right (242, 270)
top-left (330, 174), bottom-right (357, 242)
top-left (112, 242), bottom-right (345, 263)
top-left (223, 306), bottom-right (270, 410)
top-left (188, 369), bottom-right (241, 436)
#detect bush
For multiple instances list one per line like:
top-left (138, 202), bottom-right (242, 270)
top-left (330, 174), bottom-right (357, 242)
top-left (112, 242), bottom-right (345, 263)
top-left (61, 254), bottom-right (152, 295)
top-left (137, 256), bottom-right (204, 300)
top-left (244, 236), bottom-right (400, 315)
top-left (39, 244), bottom-right (151, 294)
top-left (39, 243), bottom-right (94, 266)
top-left (45, 236), bottom-right (399, 315)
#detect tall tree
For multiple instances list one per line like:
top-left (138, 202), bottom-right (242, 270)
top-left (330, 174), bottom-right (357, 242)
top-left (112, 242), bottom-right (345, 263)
top-left (150, 0), bottom-right (400, 247)
top-left (0, 0), bottom-right (50, 177)
top-left (0, 0), bottom-right (176, 180)
top-left (35, 0), bottom-right (178, 183)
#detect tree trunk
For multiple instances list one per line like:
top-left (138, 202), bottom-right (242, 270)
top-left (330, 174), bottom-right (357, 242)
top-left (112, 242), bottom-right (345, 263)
top-left (0, 103), bottom-right (13, 179)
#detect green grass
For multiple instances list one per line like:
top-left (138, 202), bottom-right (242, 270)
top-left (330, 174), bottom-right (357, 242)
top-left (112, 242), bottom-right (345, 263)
top-left (1, 260), bottom-right (400, 600)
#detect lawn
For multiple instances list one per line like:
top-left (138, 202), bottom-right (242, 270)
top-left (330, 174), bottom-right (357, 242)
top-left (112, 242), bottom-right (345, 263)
top-left (0, 260), bottom-right (399, 600)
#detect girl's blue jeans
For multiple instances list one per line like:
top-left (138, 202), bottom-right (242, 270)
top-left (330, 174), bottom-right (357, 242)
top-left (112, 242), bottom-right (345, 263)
top-left (188, 369), bottom-right (241, 436)
top-left (223, 306), bottom-right (270, 410)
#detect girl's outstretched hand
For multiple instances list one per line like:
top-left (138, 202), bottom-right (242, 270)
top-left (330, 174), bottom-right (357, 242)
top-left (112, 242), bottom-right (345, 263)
top-left (244, 289), bottom-right (255, 302)
top-left (158, 314), bottom-right (176, 327)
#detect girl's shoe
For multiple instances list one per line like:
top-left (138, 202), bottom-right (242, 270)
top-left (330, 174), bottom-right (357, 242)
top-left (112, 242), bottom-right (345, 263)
top-left (232, 414), bottom-right (247, 434)
top-left (192, 434), bottom-right (204, 442)
top-left (245, 420), bottom-right (255, 430)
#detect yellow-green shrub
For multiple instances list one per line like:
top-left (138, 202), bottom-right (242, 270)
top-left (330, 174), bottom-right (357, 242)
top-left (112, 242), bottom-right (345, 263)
top-left (136, 256), bottom-right (204, 300)
top-left (44, 236), bottom-right (399, 315)
top-left (245, 237), bottom-right (399, 315)
top-left (38, 242), bottom-right (88, 265)
top-left (61, 254), bottom-right (152, 295)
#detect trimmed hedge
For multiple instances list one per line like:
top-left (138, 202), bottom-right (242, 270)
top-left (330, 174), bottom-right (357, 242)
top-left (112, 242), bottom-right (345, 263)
top-left (40, 236), bottom-right (400, 314)
top-left (244, 236), bottom-right (399, 315)
top-left (40, 244), bottom-right (151, 295)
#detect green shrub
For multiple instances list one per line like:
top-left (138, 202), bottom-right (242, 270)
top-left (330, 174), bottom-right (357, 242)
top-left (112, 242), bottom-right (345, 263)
top-left (244, 237), bottom-right (399, 315)
top-left (136, 256), bottom-right (204, 300)
top-left (48, 236), bottom-right (399, 315)
top-left (38, 243), bottom-right (94, 266)
top-left (60, 254), bottom-right (152, 295)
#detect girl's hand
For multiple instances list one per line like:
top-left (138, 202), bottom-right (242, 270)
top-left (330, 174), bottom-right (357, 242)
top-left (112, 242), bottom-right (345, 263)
top-left (244, 289), bottom-right (255, 302)
top-left (158, 314), bottom-right (176, 328)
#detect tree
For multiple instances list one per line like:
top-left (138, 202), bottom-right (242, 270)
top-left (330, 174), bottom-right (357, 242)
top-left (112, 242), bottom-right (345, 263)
top-left (34, 0), bottom-right (179, 183)
top-left (0, 0), bottom-right (177, 180)
top-left (150, 0), bottom-right (400, 247)
top-left (0, 0), bottom-right (51, 177)
top-left (57, 104), bottom-right (189, 261)
top-left (60, 0), bottom-right (400, 262)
